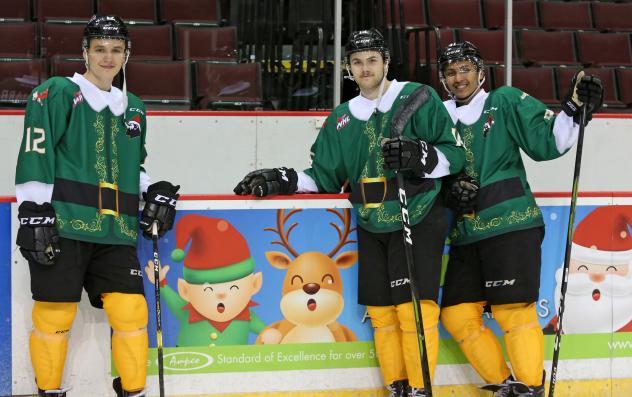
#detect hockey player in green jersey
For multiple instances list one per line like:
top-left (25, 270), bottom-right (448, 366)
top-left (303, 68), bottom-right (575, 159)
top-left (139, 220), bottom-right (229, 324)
top-left (15, 15), bottom-right (180, 397)
top-left (234, 29), bottom-right (465, 397)
top-left (437, 41), bottom-right (603, 397)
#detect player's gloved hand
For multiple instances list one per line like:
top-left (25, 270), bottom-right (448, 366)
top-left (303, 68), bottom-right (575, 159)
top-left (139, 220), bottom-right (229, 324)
top-left (445, 173), bottom-right (479, 215)
top-left (561, 71), bottom-right (604, 126)
top-left (382, 136), bottom-right (438, 175)
top-left (16, 201), bottom-right (60, 266)
top-left (140, 181), bottom-right (180, 239)
top-left (233, 167), bottom-right (298, 197)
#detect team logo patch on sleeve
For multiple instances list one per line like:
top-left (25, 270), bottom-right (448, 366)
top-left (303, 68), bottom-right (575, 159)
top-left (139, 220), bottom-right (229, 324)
top-left (483, 112), bottom-right (494, 137)
top-left (125, 114), bottom-right (142, 138)
top-left (336, 114), bottom-right (350, 131)
top-left (32, 88), bottom-right (49, 105)
top-left (72, 91), bottom-right (84, 108)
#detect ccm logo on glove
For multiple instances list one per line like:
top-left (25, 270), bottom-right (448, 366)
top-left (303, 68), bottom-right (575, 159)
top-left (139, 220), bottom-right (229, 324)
top-left (154, 194), bottom-right (177, 208)
top-left (19, 216), bottom-right (55, 226)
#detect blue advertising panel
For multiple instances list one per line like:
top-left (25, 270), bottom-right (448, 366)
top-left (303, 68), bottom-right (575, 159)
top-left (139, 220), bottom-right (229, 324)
top-left (0, 202), bottom-right (12, 396)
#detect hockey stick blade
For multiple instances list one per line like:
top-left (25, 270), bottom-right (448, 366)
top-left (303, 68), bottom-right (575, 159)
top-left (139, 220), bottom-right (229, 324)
top-left (390, 85), bottom-right (431, 138)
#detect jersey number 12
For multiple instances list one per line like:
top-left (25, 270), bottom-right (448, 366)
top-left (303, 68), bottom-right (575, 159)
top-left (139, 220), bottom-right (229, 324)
top-left (24, 127), bottom-right (46, 154)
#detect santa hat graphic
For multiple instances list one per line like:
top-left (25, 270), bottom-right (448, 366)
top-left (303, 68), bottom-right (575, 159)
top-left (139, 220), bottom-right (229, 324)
top-left (572, 206), bottom-right (632, 265)
top-left (170, 214), bottom-right (255, 284)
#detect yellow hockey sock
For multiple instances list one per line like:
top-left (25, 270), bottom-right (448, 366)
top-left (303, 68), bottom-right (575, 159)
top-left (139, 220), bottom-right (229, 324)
top-left (30, 301), bottom-right (78, 390)
top-left (441, 302), bottom-right (511, 384)
top-left (103, 293), bottom-right (149, 392)
top-left (492, 302), bottom-right (544, 386)
top-left (396, 300), bottom-right (439, 389)
top-left (367, 305), bottom-right (406, 385)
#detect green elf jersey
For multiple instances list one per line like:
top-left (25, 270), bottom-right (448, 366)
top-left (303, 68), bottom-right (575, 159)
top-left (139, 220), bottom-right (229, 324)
top-left (303, 80), bottom-right (465, 233)
top-left (444, 86), bottom-right (579, 245)
top-left (15, 73), bottom-right (148, 246)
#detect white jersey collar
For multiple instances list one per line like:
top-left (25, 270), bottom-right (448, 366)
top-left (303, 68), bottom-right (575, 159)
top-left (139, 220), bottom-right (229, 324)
top-left (348, 80), bottom-right (406, 121)
top-left (69, 73), bottom-right (126, 116)
top-left (443, 89), bottom-right (489, 125)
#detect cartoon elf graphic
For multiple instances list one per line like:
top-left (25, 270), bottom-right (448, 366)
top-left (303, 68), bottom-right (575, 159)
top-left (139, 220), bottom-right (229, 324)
top-left (145, 214), bottom-right (265, 346)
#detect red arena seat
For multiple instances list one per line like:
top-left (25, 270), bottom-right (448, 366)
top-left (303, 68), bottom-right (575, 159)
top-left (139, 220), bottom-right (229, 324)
top-left (0, 0), bottom-right (31, 22)
top-left (0, 58), bottom-right (48, 106)
top-left (175, 26), bottom-right (237, 61)
top-left (427, 0), bottom-right (483, 29)
top-left (195, 62), bottom-right (262, 109)
top-left (458, 29), bottom-right (517, 65)
top-left (128, 24), bottom-right (173, 61)
top-left (519, 30), bottom-right (577, 66)
top-left (0, 22), bottom-right (38, 58)
top-left (125, 61), bottom-right (192, 108)
top-left (493, 66), bottom-right (557, 105)
top-left (36, 0), bottom-right (93, 23)
top-left (539, 1), bottom-right (593, 31)
top-left (483, 0), bottom-right (539, 30)
top-left (160, 0), bottom-right (220, 25)
top-left (592, 2), bottom-right (632, 32)
top-left (40, 23), bottom-right (85, 58)
top-left (576, 32), bottom-right (632, 67)
top-left (97, 0), bottom-right (157, 25)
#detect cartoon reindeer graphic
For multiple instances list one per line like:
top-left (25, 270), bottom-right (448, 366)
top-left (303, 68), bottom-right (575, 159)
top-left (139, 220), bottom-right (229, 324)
top-left (256, 208), bottom-right (359, 344)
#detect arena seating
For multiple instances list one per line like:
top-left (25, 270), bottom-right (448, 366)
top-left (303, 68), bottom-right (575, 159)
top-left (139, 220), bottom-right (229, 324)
top-left (482, 0), bottom-right (539, 30)
top-left (539, 1), bottom-right (593, 31)
top-left (37, 0), bottom-right (93, 23)
top-left (195, 62), bottom-right (263, 109)
top-left (0, 58), bottom-right (47, 106)
top-left (97, 0), bottom-right (158, 25)
top-left (493, 66), bottom-right (557, 106)
top-left (0, 0), bottom-right (30, 22)
top-left (174, 26), bottom-right (237, 61)
top-left (0, 0), bottom-right (630, 111)
top-left (0, 22), bottom-right (38, 58)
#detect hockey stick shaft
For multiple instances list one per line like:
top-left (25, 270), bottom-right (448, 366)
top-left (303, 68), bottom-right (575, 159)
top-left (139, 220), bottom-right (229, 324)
top-left (395, 179), bottom-right (434, 396)
top-left (151, 222), bottom-right (166, 397)
top-left (387, 85), bottom-right (434, 395)
top-left (548, 105), bottom-right (587, 397)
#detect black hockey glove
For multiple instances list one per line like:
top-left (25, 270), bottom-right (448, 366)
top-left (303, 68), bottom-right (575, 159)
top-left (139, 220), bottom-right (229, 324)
top-left (140, 181), bottom-right (180, 239)
top-left (233, 167), bottom-right (298, 197)
top-left (16, 201), bottom-right (60, 266)
top-left (561, 71), bottom-right (604, 126)
top-left (382, 137), bottom-right (438, 176)
top-left (445, 173), bottom-right (479, 215)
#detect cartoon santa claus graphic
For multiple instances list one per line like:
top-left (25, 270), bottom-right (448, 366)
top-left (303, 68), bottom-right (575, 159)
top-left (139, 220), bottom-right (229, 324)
top-left (547, 205), bottom-right (632, 334)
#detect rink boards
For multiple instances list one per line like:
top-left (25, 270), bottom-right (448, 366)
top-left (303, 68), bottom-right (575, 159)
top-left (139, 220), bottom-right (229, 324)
top-left (2, 195), bottom-right (632, 397)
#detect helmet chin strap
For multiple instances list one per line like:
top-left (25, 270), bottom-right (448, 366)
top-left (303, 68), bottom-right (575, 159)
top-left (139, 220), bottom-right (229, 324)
top-left (122, 51), bottom-right (129, 110)
top-left (372, 62), bottom-right (389, 113)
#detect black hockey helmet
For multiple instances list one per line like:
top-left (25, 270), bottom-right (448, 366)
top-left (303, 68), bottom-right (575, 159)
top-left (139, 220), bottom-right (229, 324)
top-left (345, 28), bottom-right (390, 63)
top-left (438, 41), bottom-right (483, 75)
top-left (82, 15), bottom-right (130, 50)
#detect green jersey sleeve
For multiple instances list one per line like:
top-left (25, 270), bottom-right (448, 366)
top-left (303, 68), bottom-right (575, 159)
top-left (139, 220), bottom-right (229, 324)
top-left (16, 78), bottom-right (72, 187)
top-left (303, 112), bottom-right (347, 192)
top-left (502, 86), bottom-right (567, 162)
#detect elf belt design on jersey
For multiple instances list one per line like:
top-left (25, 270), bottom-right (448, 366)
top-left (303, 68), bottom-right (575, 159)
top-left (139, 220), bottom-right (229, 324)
top-left (476, 177), bottom-right (524, 212)
top-left (349, 177), bottom-right (435, 208)
top-left (52, 178), bottom-right (139, 217)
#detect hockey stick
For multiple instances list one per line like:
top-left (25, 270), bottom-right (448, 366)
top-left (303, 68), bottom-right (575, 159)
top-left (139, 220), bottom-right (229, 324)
top-left (548, 103), bottom-right (588, 397)
top-left (390, 85), bottom-right (434, 396)
top-left (151, 221), bottom-right (166, 397)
